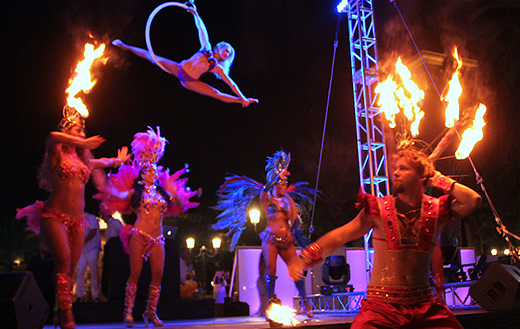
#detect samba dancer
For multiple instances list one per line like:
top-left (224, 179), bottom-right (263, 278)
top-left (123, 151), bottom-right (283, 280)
top-left (112, 3), bottom-right (258, 107)
top-left (94, 127), bottom-right (199, 327)
top-left (16, 107), bottom-right (129, 329)
top-left (213, 150), bottom-right (317, 317)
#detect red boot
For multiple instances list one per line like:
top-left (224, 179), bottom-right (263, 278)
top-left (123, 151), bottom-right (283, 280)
top-left (123, 282), bottom-right (137, 327)
top-left (143, 285), bottom-right (163, 327)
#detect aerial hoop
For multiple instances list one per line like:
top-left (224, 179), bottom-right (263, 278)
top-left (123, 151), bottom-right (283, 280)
top-left (145, 2), bottom-right (191, 73)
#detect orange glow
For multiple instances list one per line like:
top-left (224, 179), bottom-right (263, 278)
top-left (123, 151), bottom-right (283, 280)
top-left (455, 103), bottom-right (487, 159)
top-left (375, 58), bottom-right (425, 136)
top-left (65, 42), bottom-right (106, 118)
top-left (265, 303), bottom-right (300, 326)
top-left (442, 47), bottom-right (463, 128)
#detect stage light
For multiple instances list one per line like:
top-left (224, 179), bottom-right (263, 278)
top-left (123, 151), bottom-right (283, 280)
top-left (337, 0), bottom-right (349, 13)
top-left (491, 249), bottom-right (498, 256)
top-left (322, 255), bottom-right (350, 285)
top-left (186, 237), bottom-right (195, 249)
top-left (212, 237), bottom-right (222, 250)
top-left (504, 249), bottom-right (510, 255)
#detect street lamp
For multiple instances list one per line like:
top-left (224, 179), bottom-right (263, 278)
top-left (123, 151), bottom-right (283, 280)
top-left (186, 237), bottom-right (222, 297)
top-left (249, 208), bottom-right (261, 230)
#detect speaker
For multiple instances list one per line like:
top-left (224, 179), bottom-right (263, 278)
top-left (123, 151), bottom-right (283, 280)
top-left (469, 262), bottom-right (520, 311)
top-left (0, 271), bottom-right (49, 329)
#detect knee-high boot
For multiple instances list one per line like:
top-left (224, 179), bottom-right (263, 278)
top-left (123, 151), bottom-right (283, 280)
top-left (295, 279), bottom-right (313, 317)
top-left (266, 274), bottom-right (278, 301)
top-left (143, 284), bottom-right (163, 327)
top-left (124, 282), bottom-right (137, 327)
top-left (55, 273), bottom-right (76, 329)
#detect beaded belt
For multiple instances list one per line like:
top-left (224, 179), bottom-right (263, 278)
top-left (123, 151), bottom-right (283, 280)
top-left (366, 284), bottom-right (433, 304)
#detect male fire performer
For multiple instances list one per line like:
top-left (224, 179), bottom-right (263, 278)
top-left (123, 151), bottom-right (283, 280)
top-left (288, 148), bottom-right (481, 328)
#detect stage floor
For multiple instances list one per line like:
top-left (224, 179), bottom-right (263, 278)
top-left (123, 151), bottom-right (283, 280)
top-left (43, 305), bottom-right (520, 329)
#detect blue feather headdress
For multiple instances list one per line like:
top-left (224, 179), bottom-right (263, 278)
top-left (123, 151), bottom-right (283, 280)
top-left (213, 150), bottom-right (318, 251)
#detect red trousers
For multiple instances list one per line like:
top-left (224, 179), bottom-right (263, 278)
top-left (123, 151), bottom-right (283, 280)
top-left (351, 298), bottom-right (463, 329)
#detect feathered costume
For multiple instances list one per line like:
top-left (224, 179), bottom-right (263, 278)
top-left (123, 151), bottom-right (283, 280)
top-left (93, 126), bottom-right (199, 218)
top-left (213, 150), bottom-right (318, 251)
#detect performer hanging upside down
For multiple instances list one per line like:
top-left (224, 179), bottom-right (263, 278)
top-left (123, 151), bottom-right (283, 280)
top-left (288, 146), bottom-right (482, 329)
top-left (112, 4), bottom-right (258, 107)
top-left (94, 127), bottom-right (199, 327)
top-left (16, 106), bottom-right (129, 329)
top-left (213, 150), bottom-right (317, 318)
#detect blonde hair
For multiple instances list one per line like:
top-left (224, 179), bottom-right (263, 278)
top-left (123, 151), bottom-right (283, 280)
top-left (214, 42), bottom-right (235, 78)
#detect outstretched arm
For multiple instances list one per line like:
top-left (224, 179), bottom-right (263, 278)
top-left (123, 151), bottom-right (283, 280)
top-left (288, 211), bottom-right (375, 281)
top-left (188, 8), bottom-right (211, 51)
top-left (48, 132), bottom-right (105, 150)
top-left (112, 39), bottom-right (179, 75)
top-left (212, 66), bottom-right (259, 107)
top-left (90, 146), bottom-right (130, 169)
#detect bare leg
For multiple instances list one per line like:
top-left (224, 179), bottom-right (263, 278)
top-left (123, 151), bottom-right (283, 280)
top-left (127, 234), bottom-right (145, 284)
top-left (148, 244), bottom-right (165, 287)
top-left (181, 80), bottom-right (242, 104)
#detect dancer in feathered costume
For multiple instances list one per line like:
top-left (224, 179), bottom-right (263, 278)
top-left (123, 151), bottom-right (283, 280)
top-left (16, 106), bottom-right (129, 329)
top-left (94, 126), bottom-right (198, 327)
top-left (213, 150), bottom-right (317, 317)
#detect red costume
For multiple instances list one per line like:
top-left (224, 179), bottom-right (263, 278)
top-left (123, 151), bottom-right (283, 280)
top-left (351, 193), bottom-right (463, 329)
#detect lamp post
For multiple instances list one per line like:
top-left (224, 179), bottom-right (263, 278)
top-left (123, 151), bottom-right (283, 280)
top-left (186, 237), bottom-right (221, 297)
top-left (249, 208), bottom-right (261, 231)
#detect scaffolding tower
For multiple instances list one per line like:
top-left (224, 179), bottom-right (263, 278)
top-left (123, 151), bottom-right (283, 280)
top-left (339, 0), bottom-right (390, 283)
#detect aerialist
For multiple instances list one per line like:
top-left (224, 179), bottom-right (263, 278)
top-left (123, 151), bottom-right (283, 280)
top-left (16, 106), bottom-right (129, 329)
top-left (288, 140), bottom-right (482, 328)
top-left (112, 3), bottom-right (258, 107)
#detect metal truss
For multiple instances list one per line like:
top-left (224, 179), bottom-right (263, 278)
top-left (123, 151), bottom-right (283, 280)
top-left (294, 292), bottom-right (366, 313)
top-left (341, 0), bottom-right (390, 284)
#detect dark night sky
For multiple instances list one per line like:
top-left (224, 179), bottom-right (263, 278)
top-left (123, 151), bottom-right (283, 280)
top-left (2, 0), bottom-right (520, 244)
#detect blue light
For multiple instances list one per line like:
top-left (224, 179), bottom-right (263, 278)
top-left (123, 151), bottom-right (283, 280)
top-left (337, 0), bottom-right (349, 13)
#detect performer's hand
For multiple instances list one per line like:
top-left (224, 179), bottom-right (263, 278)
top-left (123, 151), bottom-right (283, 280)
top-left (280, 169), bottom-right (291, 180)
top-left (112, 39), bottom-right (123, 48)
top-left (118, 146), bottom-right (130, 163)
top-left (82, 135), bottom-right (105, 150)
top-left (241, 98), bottom-right (259, 107)
top-left (288, 258), bottom-right (306, 281)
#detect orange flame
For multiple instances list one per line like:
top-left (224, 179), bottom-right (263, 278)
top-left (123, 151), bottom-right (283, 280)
top-left (265, 303), bottom-right (301, 326)
top-left (65, 43), bottom-right (106, 118)
top-left (375, 58), bottom-right (425, 136)
top-left (455, 103), bottom-right (487, 159)
top-left (442, 47), bottom-right (463, 128)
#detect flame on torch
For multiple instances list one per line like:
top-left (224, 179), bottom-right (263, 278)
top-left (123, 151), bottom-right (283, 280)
top-left (442, 47), bottom-right (463, 128)
top-left (375, 58), bottom-right (425, 137)
top-left (265, 303), bottom-right (301, 326)
top-left (455, 103), bottom-right (487, 159)
top-left (65, 42), bottom-right (106, 118)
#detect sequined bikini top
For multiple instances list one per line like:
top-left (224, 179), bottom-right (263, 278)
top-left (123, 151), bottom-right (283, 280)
top-left (56, 155), bottom-right (91, 184)
top-left (200, 50), bottom-right (217, 72)
top-left (140, 184), bottom-right (168, 214)
top-left (267, 196), bottom-right (289, 214)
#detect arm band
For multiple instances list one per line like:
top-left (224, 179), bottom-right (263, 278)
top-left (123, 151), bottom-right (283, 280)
top-left (113, 158), bottom-right (122, 168)
top-left (430, 172), bottom-right (456, 193)
top-left (299, 243), bottom-right (323, 267)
